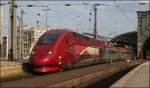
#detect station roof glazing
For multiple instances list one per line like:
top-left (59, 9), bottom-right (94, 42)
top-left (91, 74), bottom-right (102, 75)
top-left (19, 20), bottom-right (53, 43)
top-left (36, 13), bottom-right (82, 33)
top-left (110, 31), bottom-right (137, 48)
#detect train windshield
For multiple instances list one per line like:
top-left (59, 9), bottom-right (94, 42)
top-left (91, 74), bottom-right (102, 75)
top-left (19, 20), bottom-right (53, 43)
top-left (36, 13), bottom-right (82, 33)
top-left (37, 31), bottom-right (59, 44)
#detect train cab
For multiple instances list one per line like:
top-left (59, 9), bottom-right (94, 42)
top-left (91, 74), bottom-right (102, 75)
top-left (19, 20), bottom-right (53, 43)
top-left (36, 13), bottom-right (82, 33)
top-left (29, 29), bottom-right (76, 72)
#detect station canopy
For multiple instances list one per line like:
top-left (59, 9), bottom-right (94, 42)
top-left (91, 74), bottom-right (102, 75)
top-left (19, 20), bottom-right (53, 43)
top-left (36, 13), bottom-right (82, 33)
top-left (110, 31), bottom-right (137, 48)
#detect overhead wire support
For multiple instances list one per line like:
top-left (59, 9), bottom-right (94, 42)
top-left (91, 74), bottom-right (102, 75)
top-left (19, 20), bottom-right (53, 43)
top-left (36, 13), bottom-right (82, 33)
top-left (0, 2), bottom-right (10, 6)
top-left (82, 3), bottom-right (119, 39)
top-left (9, 0), bottom-right (17, 61)
top-left (93, 4), bottom-right (98, 39)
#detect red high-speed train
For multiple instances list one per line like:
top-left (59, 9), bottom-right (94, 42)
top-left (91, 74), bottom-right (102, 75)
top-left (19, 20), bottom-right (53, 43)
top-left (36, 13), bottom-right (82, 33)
top-left (29, 29), bottom-right (133, 72)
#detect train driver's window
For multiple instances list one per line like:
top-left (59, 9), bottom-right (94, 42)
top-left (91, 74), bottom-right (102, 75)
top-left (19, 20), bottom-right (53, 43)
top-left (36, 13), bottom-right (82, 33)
top-left (38, 34), bottom-right (57, 44)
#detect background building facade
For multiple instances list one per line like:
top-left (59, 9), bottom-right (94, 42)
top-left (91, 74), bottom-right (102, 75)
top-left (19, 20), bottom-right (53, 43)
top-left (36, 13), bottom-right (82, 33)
top-left (137, 11), bottom-right (150, 58)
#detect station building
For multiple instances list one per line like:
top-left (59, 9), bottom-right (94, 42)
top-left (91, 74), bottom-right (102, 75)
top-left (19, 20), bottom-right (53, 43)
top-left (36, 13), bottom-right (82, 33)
top-left (137, 10), bottom-right (150, 59)
top-left (109, 10), bottom-right (150, 60)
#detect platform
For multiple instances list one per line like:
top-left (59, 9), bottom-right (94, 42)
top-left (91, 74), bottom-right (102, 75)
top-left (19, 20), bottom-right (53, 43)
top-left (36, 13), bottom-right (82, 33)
top-left (0, 61), bottom-right (20, 67)
top-left (111, 61), bottom-right (150, 88)
top-left (0, 61), bottom-right (26, 80)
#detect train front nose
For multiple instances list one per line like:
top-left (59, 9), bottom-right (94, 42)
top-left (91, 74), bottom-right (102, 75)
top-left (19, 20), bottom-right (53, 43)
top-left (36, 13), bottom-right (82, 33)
top-left (29, 50), bottom-right (57, 66)
top-left (29, 45), bottom-right (56, 65)
top-left (30, 56), bottom-right (49, 66)
top-left (29, 54), bottom-right (60, 72)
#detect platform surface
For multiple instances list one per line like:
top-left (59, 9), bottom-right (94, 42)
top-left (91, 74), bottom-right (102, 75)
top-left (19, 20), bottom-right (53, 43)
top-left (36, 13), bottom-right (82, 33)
top-left (0, 61), bottom-right (24, 80)
top-left (111, 61), bottom-right (150, 88)
top-left (0, 61), bottom-right (21, 67)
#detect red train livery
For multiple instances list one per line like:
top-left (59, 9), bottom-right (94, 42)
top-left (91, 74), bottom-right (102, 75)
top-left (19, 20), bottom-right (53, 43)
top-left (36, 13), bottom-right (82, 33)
top-left (29, 29), bottom-right (133, 72)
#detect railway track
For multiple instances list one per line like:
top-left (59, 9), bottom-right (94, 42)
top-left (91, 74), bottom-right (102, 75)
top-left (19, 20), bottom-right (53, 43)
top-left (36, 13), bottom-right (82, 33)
top-left (84, 65), bottom-right (135, 88)
top-left (0, 61), bottom-right (141, 88)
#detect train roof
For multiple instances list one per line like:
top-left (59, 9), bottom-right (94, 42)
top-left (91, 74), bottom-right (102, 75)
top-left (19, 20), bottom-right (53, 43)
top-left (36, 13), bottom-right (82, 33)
top-left (46, 29), bottom-right (105, 41)
top-left (46, 29), bottom-right (72, 33)
top-left (104, 44), bottom-right (132, 51)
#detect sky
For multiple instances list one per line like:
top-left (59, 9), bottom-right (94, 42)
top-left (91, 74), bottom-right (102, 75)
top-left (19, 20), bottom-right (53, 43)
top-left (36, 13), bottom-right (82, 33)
top-left (1, 0), bottom-right (150, 38)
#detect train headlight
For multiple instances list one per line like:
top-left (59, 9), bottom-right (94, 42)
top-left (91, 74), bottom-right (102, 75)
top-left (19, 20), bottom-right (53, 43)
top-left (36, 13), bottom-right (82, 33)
top-left (31, 51), bottom-right (35, 54)
top-left (58, 62), bottom-right (62, 65)
top-left (48, 51), bottom-right (52, 54)
top-left (58, 56), bottom-right (62, 59)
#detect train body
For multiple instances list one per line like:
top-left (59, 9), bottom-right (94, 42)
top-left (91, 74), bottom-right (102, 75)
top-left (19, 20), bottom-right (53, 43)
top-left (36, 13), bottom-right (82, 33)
top-left (29, 29), bottom-right (133, 72)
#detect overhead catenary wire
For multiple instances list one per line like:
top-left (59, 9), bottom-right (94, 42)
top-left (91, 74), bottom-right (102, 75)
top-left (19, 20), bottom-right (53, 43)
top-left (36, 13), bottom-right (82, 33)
top-left (33, 2), bottom-right (118, 26)
top-left (113, 1), bottom-right (137, 28)
top-left (16, 2), bottom-right (69, 29)
top-left (33, 1), bottom-right (138, 32)
top-left (34, 1), bottom-right (82, 23)
top-left (33, 1), bottom-right (87, 30)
